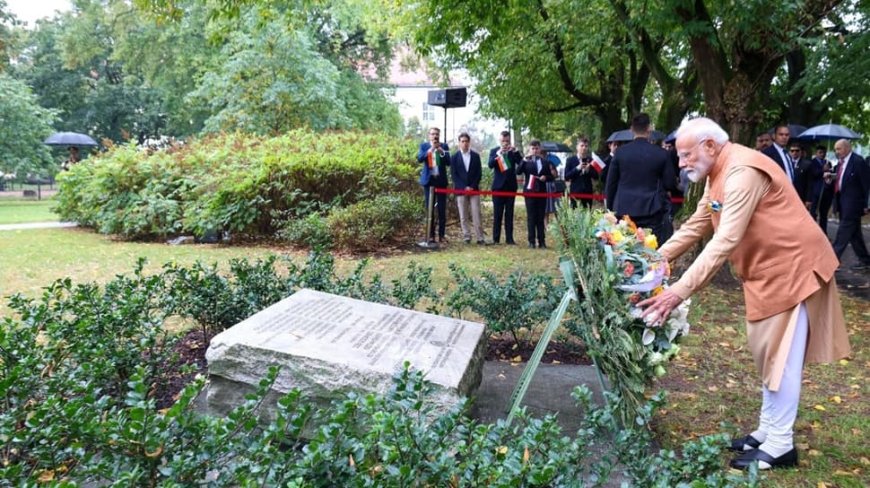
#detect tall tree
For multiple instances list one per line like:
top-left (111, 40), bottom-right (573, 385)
top-left (0, 73), bottom-right (58, 175)
top-left (383, 0), bottom-right (652, 143)
top-left (134, 0), bottom-right (403, 135)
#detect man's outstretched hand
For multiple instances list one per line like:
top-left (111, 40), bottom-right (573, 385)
top-left (637, 289), bottom-right (684, 326)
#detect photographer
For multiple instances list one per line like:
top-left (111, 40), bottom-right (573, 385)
top-left (564, 137), bottom-right (597, 209)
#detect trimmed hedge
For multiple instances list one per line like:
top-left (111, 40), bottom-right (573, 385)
top-left (55, 131), bottom-right (419, 243)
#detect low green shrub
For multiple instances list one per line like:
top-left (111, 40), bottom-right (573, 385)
top-left (55, 131), bottom-right (419, 240)
top-left (446, 264), bottom-right (561, 346)
top-left (277, 212), bottom-right (333, 249)
top-left (0, 257), bottom-right (760, 486)
top-left (327, 193), bottom-right (420, 250)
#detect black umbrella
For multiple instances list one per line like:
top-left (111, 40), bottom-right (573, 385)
top-left (607, 130), bottom-right (633, 142)
top-left (539, 141), bottom-right (572, 153)
top-left (607, 129), bottom-right (666, 143)
top-left (44, 132), bottom-right (99, 146)
top-left (664, 130), bottom-right (677, 143)
top-left (797, 124), bottom-right (862, 141)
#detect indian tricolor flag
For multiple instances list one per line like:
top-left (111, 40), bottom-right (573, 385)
top-left (526, 175), bottom-right (539, 191)
top-left (496, 151), bottom-right (510, 173)
top-left (591, 151), bottom-right (607, 173)
top-left (427, 148), bottom-right (441, 176)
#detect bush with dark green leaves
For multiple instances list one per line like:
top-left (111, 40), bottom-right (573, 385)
top-left (55, 131), bottom-right (418, 241)
top-left (446, 263), bottom-right (561, 346)
top-left (0, 256), bottom-right (761, 486)
top-left (326, 193), bottom-right (421, 251)
top-left (277, 212), bottom-right (334, 249)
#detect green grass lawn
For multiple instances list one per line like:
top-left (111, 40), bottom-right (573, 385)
top-left (0, 200), bottom-right (59, 224)
top-left (0, 225), bottom-right (866, 486)
top-left (0, 226), bottom-right (557, 310)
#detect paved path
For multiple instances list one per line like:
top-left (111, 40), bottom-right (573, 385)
top-left (0, 221), bottom-right (77, 231)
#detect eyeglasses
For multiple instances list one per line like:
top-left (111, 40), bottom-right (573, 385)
top-left (677, 139), bottom-right (709, 160)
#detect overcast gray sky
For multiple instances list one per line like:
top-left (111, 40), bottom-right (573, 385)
top-left (7, 0), bottom-right (72, 26)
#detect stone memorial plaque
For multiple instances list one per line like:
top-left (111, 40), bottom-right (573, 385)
top-left (204, 289), bottom-right (486, 420)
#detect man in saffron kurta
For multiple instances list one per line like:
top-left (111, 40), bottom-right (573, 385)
top-left (639, 118), bottom-right (851, 471)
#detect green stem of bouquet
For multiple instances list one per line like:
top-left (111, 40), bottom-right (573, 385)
top-left (553, 204), bottom-right (661, 428)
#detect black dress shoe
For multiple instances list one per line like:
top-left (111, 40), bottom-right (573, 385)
top-left (506, 240), bottom-right (516, 245)
top-left (528, 243), bottom-right (536, 248)
top-left (729, 447), bottom-right (798, 470)
top-left (729, 434), bottom-right (762, 452)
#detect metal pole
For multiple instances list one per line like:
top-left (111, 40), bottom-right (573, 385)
top-left (443, 108), bottom-right (448, 144)
top-left (426, 185), bottom-right (435, 242)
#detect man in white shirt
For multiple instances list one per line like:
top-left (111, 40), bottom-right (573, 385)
top-left (830, 139), bottom-right (870, 270)
top-left (450, 132), bottom-right (485, 244)
top-left (762, 125), bottom-right (796, 183)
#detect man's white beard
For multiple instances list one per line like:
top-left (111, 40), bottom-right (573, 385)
top-left (686, 169), bottom-right (703, 183)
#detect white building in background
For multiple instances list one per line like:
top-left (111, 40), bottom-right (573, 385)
top-left (385, 57), bottom-right (507, 148)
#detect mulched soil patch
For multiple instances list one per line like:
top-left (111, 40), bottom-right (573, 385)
top-left (153, 329), bottom-right (592, 407)
top-left (154, 329), bottom-right (211, 409)
top-left (486, 335), bottom-right (592, 365)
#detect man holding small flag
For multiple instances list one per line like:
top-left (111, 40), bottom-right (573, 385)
top-left (516, 139), bottom-right (558, 248)
top-left (417, 127), bottom-right (450, 243)
top-left (488, 130), bottom-right (522, 245)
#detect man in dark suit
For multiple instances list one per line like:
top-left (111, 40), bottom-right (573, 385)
top-left (755, 132), bottom-right (772, 151)
top-left (564, 137), bottom-right (597, 209)
top-left (816, 146), bottom-right (836, 234)
top-left (516, 139), bottom-right (557, 248)
top-left (450, 132), bottom-right (485, 244)
top-left (762, 124), bottom-right (796, 183)
top-left (488, 130), bottom-right (522, 245)
top-left (831, 139), bottom-right (870, 270)
top-left (598, 140), bottom-right (620, 192)
top-left (604, 113), bottom-right (676, 244)
top-left (417, 127), bottom-right (450, 243)
top-left (791, 143), bottom-right (821, 215)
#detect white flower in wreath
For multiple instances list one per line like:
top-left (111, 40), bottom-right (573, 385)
top-left (642, 327), bottom-right (656, 346)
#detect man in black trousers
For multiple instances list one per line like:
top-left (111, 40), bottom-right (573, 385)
top-left (831, 139), bottom-right (870, 270)
top-left (605, 113), bottom-right (676, 244)
top-left (516, 139), bottom-right (557, 248)
top-left (487, 130), bottom-right (522, 245)
top-left (816, 146), bottom-right (835, 235)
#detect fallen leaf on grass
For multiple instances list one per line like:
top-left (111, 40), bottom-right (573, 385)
top-left (707, 386), bottom-right (719, 392)
top-left (833, 470), bottom-right (852, 476)
top-left (839, 359), bottom-right (849, 366)
top-left (511, 355), bottom-right (522, 363)
top-left (830, 395), bottom-right (842, 404)
top-left (796, 442), bottom-right (810, 450)
top-left (808, 449), bottom-right (822, 456)
top-left (813, 404), bottom-right (826, 411)
top-left (551, 360), bottom-right (561, 364)
top-left (817, 482), bottom-right (828, 488)
top-left (860, 457), bottom-right (870, 466)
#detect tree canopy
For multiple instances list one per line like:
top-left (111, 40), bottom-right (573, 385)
top-left (0, 73), bottom-right (57, 175)
top-left (3, 0), bottom-right (867, 153)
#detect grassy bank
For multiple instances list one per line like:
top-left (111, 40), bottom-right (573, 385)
top-left (0, 200), bottom-right (59, 224)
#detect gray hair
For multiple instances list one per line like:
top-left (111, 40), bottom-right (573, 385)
top-left (675, 117), bottom-right (729, 146)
